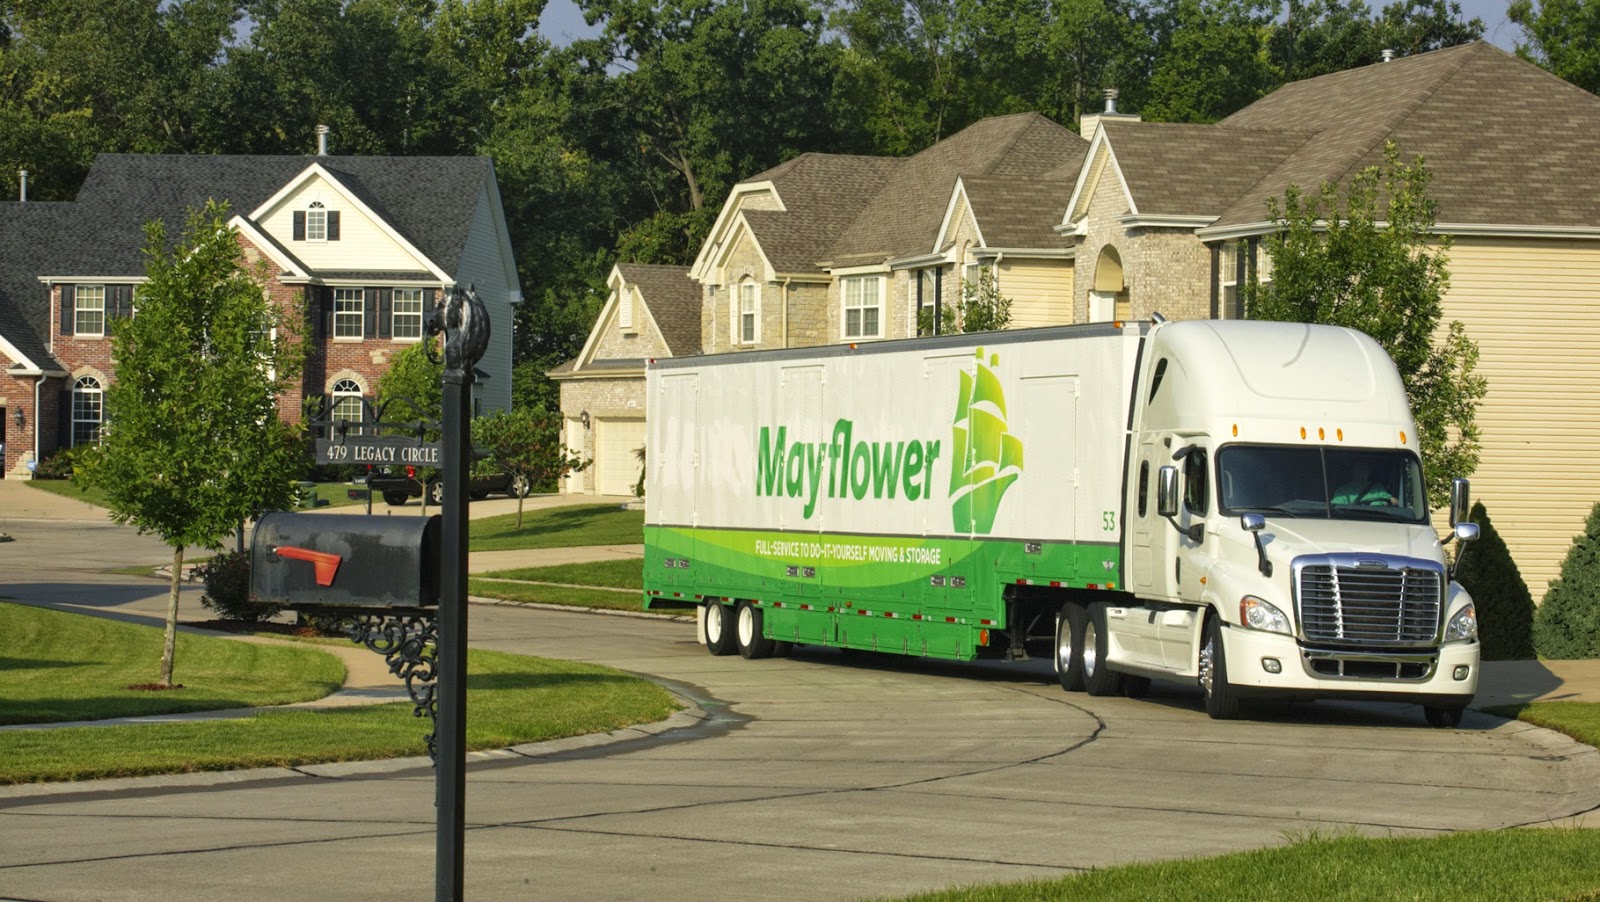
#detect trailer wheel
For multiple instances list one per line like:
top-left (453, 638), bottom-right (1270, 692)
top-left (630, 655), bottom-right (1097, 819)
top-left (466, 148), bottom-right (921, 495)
top-left (1199, 615), bottom-right (1241, 719)
top-left (1083, 604), bottom-right (1124, 697)
top-left (736, 600), bottom-right (776, 659)
top-left (1424, 705), bottom-right (1465, 728)
top-left (704, 602), bottom-right (737, 656)
top-left (1054, 602), bottom-right (1087, 692)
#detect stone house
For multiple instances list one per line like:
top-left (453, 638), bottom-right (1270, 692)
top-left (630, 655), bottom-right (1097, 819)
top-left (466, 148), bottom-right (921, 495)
top-left (0, 149), bottom-right (521, 479)
top-left (551, 263), bottom-right (701, 495)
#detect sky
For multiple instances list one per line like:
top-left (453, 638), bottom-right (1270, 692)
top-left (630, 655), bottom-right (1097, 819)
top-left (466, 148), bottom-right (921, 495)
top-left (535, 0), bottom-right (1525, 53)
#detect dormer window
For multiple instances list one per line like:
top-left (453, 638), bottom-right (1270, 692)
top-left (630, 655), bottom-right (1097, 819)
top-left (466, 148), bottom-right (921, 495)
top-left (293, 202), bottom-right (341, 242)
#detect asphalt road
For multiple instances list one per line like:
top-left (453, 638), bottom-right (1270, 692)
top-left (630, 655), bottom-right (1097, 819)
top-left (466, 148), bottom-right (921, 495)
top-left (3, 499), bottom-right (1599, 900)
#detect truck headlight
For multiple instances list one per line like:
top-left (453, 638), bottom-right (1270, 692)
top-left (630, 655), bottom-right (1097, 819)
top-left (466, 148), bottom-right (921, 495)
top-left (1445, 603), bottom-right (1478, 642)
top-left (1240, 596), bottom-right (1291, 635)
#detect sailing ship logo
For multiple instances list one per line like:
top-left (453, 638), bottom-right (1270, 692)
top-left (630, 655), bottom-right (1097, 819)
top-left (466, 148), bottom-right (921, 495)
top-left (949, 348), bottom-right (1023, 534)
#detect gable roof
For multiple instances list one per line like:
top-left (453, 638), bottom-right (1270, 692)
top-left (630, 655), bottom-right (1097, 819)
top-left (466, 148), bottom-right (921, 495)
top-left (958, 177), bottom-right (1077, 249)
top-left (736, 154), bottom-right (902, 274)
top-left (829, 113), bottom-right (1089, 264)
top-left (1097, 121), bottom-right (1312, 218)
top-left (58, 154), bottom-right (495, 277)
top-left (0, 202), bottom-right (77, 372)
top-left (1210, 42), bottom-right (1600, 232)
top-left (616, 263), bottom-right (700, 357)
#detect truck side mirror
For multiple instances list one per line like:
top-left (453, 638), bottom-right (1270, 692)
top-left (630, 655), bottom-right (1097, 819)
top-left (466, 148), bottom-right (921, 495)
top-left (1241, 513), bottom-right (1272, 577)
top-left (1449, 478), bottom-right (1471, 528)
top-left (1157, 465), bottom-right (1179, 518)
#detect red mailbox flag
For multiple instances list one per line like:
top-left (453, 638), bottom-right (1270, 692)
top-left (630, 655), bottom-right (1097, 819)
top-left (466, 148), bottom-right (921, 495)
top-left (273, 545), bottom-right (343, 587)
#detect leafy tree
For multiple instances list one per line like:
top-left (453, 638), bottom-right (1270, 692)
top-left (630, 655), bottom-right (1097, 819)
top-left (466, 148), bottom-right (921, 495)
top-left (1453, 502), bottom-right (1536, 660)
top-left (472, 408), bottom-right (588, 527)
top-left (956, 268), bottom-right (1014, 333)
top-left (1141, 0), bottom-right (1279, 123)
top-left (75, 201), bottom-right (306, 687)
top-left (1269, 0), bottom-right (1482, 83)
top-left (1510, 0), bottom-right (1600, 94)
top-left (374, 339), bottom-right (444, 425)
top-left (1534, 501), bottom-right (1600, 659)
top-left (1244, 142), bottom-right (1485, 508)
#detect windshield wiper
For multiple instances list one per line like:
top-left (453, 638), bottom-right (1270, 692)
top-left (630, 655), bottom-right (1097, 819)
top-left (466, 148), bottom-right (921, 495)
top-left (1230, 506), bottom-right (1298, 517)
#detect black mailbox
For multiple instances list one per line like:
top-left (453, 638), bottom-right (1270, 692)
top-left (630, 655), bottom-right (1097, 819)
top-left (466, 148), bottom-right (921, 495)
top-left (251, 512), bottom-right (442, 608)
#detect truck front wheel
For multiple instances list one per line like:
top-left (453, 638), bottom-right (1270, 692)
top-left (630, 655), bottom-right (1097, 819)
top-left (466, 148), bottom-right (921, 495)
top-left (1054, 602), bottom-right (1087, 692)
top-left (704, 602), bottom-right (737, 656)
top-left (1199, 616), bottom-right (1242, 719)
top-left (736, 600), bottom-right (776, 659)
top-left (1083, 604), bottom-right (1124, 697)
top-left (1424, 705), bottom-right (1465, 728)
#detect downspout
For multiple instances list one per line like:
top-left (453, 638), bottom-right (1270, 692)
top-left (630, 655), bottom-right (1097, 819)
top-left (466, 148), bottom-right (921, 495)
top-left (934, 268), bottom-right (944, 335)
top-left (33, 375), bottom-right (43, 468)
top-left (781, 278), bottom-right (791, 348)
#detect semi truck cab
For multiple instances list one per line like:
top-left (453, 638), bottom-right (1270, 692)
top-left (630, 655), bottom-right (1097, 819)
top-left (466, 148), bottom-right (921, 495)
top-left (1102, 319), bottom-right (1480, 723)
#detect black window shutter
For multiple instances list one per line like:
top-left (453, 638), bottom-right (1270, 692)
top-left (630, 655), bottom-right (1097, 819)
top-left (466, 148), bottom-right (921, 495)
top-left (58, 390), bottom-right (73, 447)
top-left (320, 287), bottom-right (334, 336)
top-left (378, 289), bottom-right (392, 339)
top-left (113, 286), bottom-right (129, 320)
top-left (363, 288), bottom-right (377, 339)
top-left (327, 211), bottom-right (340, 241)
top-left (293, 211), bottom-right (306, 241)
top-left (59, 285), bottom-right (74, 335)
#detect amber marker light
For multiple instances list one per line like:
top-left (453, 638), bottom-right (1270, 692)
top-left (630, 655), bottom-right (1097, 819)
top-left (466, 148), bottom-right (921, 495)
top-left (1299, 426), bottom-right (1307, 439)
top-left (1400, 430), bottom-right (1408, 444)
top-left (1232, 424), bottom-right (1238, 436)
top-left (1337, 428), bottom-right (1344, 441)
top-left (1318, 427), bottom-right (1325, 440)
top-left (979, 629), bottom-right (991, 646)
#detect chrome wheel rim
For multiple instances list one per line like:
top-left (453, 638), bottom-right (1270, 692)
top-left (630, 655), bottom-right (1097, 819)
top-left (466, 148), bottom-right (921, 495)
top-left (1082, 620), bottom-right (1098, 677)
top-left (1056, 617), bottom-right (1074, 674)
top-left (1198, 631), bottom-right (1216, 698)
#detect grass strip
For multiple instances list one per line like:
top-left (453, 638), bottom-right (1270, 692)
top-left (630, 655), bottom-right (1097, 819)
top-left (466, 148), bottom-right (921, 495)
top-left (885, 828), bottom-right (1600, 902)
top-left (1482, 701), bottom-right (1600, 749)
top-left (470, 503), bottom-right (642, 552)
top-left (22, 478), bottom-right (112, 509)
top-left (0, 603), bottom-right (344, 725)
top-left (476, 558), bottom-right (643, 590)
top-left (0, 647), bottom-right (679, 784)
top-left (470, 579), bottom-right (654, 614)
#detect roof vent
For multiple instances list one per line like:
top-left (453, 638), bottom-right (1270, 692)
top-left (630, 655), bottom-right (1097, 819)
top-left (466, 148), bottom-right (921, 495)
top-left (1079, 87), bottom-right (1140, 140)
top-left (18, 170), bottom-right (26, 203)
top-left (1381, 48), bottom-right (1395, 63)
top-left (316, 124), bottom-right (331, 156)
top-left (1103, 88), bottom-right (1119, 114)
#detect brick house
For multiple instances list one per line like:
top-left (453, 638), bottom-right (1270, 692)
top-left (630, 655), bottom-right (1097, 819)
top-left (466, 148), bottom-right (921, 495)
top-left (0, 150), bottom-right (521, 479)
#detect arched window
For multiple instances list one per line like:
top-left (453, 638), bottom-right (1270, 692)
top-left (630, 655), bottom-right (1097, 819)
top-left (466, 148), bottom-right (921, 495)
top-left (307, 201), bottom-right (327, 241)
top-left (330, 379), bottom-right (365, 432)
top-left (72, 376), bottom-right (103, 446)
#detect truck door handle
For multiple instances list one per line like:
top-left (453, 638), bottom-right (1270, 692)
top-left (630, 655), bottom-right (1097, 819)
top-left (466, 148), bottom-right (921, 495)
top-left (272, 545), bottom-right (343, 587)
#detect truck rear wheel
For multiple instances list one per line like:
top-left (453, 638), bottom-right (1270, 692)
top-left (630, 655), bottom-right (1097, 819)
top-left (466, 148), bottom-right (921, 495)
top-left (1083, 604), bottom-right (1124, 697)
top-left (736, 600), bottom-right (776, 659)
top-left (1054, 602), bottom-right (1087, 692)
top-left (704, 602), bottom-right (737, 656)
top-left (382, 491), bottom-right (410, 506)
top-left (1199, 615), bottom-right (1241, 719)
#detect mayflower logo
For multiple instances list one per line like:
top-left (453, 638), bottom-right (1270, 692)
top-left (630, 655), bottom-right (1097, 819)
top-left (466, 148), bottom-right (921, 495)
top-left (950, 348), bottom-right (1023, 534)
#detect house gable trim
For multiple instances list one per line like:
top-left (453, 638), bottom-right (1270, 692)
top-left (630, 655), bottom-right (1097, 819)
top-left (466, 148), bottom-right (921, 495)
top-left (690, 181), bottom-right (784, 280)
top-left (936, 178), bottom-right (984, 253)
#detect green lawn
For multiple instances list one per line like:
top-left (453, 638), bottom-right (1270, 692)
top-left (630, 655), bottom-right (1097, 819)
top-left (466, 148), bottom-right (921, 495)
top-left (25, 478), bottom-right (366, 511)
top-left (1, 602), bottom-right (344, 725)
top-left (469, 579), bottom-right (653, 614)
top-left (1, 606), bottom-right (679, 784)
top-left (470, 503), bottom-right (643, 552)
top-left (1484, 700), bottom-right (1600, 749)
top-left (477, 558), bottom-right (644, 590)
top-left (883, 828), bottom-right (1600, 902)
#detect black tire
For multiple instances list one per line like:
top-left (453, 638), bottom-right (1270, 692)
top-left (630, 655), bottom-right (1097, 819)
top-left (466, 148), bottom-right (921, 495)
top-left (1424, 705), bottom-right (1465, 728)
top-left (1122, 676), bottom-right (1152, 699)
top-left (382, 491), bottom-right (410, 506)
top-left (736, 600), bottom-right (776, 659)
top-left (703, 602), bottom-right (737, 656)
top-left (1054, 602), bottom-right (1088, 692)
top-left (1200, 615), bottom-right (1241, 719)
top-left (510, 475), bottom-right (531, 498)
top-left (427, 480), bottom-right (444, 505)
top-left (1083, 604), bottom-right (1124, 697)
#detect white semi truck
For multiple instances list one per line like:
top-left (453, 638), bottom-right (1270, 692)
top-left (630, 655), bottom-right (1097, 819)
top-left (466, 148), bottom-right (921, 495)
top-left (643, 318), bottom-right (1481, 724)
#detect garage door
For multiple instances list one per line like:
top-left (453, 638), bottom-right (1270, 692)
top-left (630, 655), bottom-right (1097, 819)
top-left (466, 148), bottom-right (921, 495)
top-left (596, 418), bottom-right (646, 496)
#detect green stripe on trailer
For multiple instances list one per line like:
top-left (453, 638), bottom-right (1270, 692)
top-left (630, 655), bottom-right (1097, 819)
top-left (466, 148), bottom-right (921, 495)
top-left (642, 525), bottom-right (1121, 661)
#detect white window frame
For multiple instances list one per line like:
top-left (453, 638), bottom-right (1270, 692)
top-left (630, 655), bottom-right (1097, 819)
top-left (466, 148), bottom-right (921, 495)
top-left (330, 378), bottom-right (365, 432)
top-left (392, 288), bottom-right (425, 340)
top-left (307, 201), bottom-right (328, 242)
top-left (739, 279), bottom-right (759, 345)
top-left (618, 287), bottom-right (634, 332)
top-left (842, 275), bottom-right (884, 340)
top-left (72, 376), bottom-right (103, 446)
top-left (75, 285), bottom-right (106, 337)
top-left (333, 288), bottom-right (364, 339)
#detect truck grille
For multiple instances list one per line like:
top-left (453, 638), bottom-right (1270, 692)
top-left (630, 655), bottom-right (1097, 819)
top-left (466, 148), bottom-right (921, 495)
top-left (1295, 556), bottom-right (1443, 646)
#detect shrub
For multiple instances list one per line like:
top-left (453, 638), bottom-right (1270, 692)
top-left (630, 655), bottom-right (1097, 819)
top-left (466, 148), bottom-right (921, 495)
top-left (32, 447), bottom-right (76, 479)
top-left (195, 551), bottom-right (281, 623)
top-left (1534, 502), bottom-right (1600, 660)
top-left (1453, 502), bottom-right (1535, 660)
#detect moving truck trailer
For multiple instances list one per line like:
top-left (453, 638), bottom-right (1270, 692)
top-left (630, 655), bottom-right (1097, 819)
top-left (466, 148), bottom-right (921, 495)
top-left (643, 318), bottom-right (1482, 724)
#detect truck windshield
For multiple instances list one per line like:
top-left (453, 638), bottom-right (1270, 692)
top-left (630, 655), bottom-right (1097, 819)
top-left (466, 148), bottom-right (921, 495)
top-left (1216, 445), bottom-right (1428, 524)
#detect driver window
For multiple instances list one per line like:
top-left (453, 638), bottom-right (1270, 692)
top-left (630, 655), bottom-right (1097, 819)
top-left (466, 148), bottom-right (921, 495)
top-left (1184, 449), bottom-right (1209, 515)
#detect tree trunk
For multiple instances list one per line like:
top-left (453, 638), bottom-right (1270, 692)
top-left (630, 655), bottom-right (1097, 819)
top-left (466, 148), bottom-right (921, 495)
top-left (159, 544), bottom-right (184, 687)
top-left (516, 494), bottom-right (525, 530)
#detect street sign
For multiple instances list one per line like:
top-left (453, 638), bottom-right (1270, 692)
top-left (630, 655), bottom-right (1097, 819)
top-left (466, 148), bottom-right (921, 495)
top-left (317, 436), bottom-right (441, 467)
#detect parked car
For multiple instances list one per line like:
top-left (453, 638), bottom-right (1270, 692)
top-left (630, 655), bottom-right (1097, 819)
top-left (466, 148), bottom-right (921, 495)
top-left (364, 465), bottom-right (531, 506)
